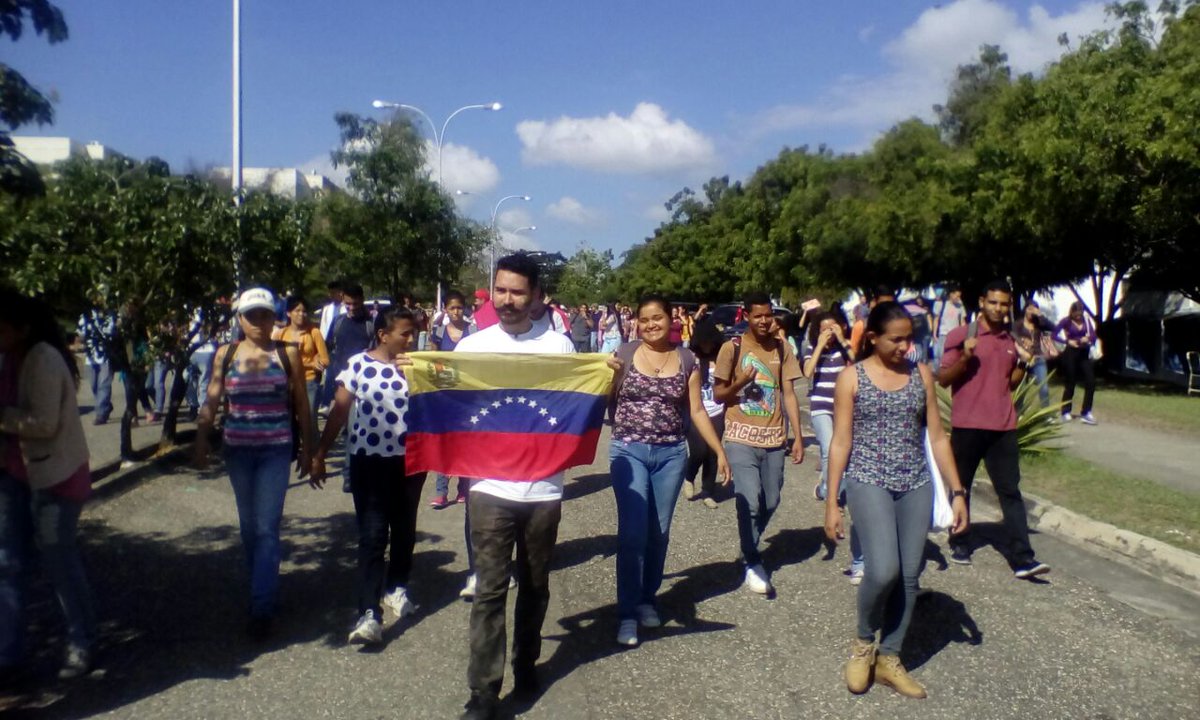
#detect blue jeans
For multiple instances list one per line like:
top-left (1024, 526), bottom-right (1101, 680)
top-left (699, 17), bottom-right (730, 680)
top-left (812, 413), bottom-right (833, 500)
top-left (186, 349), bottom-right (215, 410)
top-left (1030, 356), bottom-right (1050, 408)
top-left (610, 439), bottom-right (688, 618)
top-left (88, 361), bottom-right (114, 422)
top-left (725, 442), bottom-right (786, 568)
top-left (0, 472), bottom-right (98, 665)
top-left (147, 359), bottom-right (169, 414)
top-left (845, 480), bottom-right (932, 655)
top-left (224, 446), bottom-right (292, 618)
top-left (434, 474), bottom-right (467, 498)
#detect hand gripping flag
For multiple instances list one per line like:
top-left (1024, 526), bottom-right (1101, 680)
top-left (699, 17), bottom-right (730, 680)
top-left (405, 352), bottom-right (614, 481)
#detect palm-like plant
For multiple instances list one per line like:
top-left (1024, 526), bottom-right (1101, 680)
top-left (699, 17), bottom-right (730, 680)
top-left (936, 372), bottom-right (1065, 455)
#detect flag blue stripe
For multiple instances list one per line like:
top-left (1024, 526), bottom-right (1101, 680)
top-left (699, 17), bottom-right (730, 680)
top-left (408, 388), bottom-right (606, 436)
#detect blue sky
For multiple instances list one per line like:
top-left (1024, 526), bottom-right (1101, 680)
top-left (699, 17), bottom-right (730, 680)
top-left (11, 0), bottom-right (1114, 261)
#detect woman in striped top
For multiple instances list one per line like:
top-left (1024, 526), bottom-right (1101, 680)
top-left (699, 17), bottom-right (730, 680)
top-left (803, 311), bottom-right (853, 502)
top-left (194, 288), bottom-right (312, 639)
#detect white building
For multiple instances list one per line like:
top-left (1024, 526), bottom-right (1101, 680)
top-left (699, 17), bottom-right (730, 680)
top-left (208, 166), bottom-right (337, 200)
top-left (11, 135), bottom-right (123, 164)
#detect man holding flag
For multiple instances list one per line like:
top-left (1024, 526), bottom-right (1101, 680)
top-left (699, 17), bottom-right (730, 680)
top-left (412, 254), bottom-right (581, 719)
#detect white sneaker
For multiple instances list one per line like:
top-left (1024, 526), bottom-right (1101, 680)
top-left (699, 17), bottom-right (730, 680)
top-left (382, 587), bottom-right (417, 618)
top-left (635, 604), bottom-right (661, 628)
top-left (616, 619), bottom-right (639, 646)
top-left (1061, 412), bottom-right (1073, 422)
top-left (348, 610), bottom-right (383, 645)
top-left (1080, 412), bottom-right (1097, 425)
top-left (459, 574), bottom-right (477, 599)
top-left (846, 567), bottom-right (865, 586)
top-left (744, 564), bottom-right (773, 594)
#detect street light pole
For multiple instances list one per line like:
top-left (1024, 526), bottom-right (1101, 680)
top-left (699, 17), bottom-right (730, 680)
top-left (488, 195), bottom-right (532, 294)
top-left (231, 0), bottom-right (243, 284)
top-left (370, 100), bottom-right (502, 310)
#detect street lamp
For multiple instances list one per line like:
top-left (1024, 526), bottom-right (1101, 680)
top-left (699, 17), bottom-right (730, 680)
top-left (489, 195), bottom-right (532, 294)
top-left (370, 99), bottom-right (502, 308)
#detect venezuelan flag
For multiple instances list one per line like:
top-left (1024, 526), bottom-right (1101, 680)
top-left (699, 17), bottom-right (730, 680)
top-left (405, 353), bottom-right (614, 481)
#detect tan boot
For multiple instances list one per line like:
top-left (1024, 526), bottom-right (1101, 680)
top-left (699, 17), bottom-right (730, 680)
top-left (844, 638), bottom-right (875, 694)
top-left (874, 654), bottom-right (927, 698)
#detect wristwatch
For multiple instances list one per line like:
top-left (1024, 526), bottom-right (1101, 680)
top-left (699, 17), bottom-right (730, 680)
top-left (950, 490), bottom-right (966, 500)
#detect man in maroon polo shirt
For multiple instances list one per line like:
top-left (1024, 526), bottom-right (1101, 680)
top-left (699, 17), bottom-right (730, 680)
top-left (939, 280), bottom-right (1050, 580)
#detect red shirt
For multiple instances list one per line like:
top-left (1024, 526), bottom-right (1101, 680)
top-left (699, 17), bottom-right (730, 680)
top-left (940, 323), bottom-right (1018, 431)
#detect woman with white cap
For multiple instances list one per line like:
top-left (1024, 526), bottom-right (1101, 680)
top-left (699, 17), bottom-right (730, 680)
top-left (194, 287), bottom-right (312, 639)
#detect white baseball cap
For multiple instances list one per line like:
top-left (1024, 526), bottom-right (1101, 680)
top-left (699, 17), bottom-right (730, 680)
top-left (237, 287), bottom-right (276, 315)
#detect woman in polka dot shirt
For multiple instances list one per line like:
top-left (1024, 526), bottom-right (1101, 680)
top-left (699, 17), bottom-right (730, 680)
top-left (310, 306), bottom-right (425, 645)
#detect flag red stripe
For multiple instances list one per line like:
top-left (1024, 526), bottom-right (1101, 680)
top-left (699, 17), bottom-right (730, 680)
top-left (406, 429), bottom-right (601, 481)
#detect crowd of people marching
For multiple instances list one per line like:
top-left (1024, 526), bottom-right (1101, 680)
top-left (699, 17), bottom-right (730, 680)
top-left (0, 259), bottom-right (1098, 718)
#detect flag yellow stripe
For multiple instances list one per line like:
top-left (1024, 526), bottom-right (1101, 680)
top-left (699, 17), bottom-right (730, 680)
top-left (407, 352), bottom-right (615, 396)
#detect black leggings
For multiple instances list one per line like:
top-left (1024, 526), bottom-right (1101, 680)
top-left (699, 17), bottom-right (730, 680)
top-left (348, 453), bottom-right (426, 616)
top-left (1059, 346), bottom-right (1095, 416)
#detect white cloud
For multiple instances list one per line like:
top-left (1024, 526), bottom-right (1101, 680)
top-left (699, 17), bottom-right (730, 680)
top-left (496, 207), bottom-right (534, 230)
top-left (643, 203), bottom-right (671, 224)
top-left (297, 151), bottom-right (347, 188)
top-left (858, 25), bottom-right (876, 43)
top-left (752, 0), bottom-right (1112, 139)
top-left (546, 196), bottom-right (603, 226)
top-left (425, 141), bottom-right (500, 196)
top-left (516, 102), bottom-right (717, 174)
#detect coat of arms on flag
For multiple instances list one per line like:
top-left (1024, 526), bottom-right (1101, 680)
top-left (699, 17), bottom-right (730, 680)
top-left (404, 352), bottom-right (614, 481)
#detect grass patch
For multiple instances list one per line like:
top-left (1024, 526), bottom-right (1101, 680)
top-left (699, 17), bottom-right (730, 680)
top-left (1021, 453), bottom-right (1200, 555)
top-left (1088, 385), bottom-right (1200, 438)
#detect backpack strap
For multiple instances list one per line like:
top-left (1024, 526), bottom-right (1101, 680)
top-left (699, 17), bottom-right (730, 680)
top-left (609, 341), bottom-right (642, 422)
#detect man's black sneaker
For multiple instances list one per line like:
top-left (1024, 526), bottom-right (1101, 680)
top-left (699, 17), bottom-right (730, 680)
top-left (1014, 561), bottom-right (1051, 579)
top-left (949, 548), bottom-right (973, 565)
top-left (460, 693), bottom-right (500, 720)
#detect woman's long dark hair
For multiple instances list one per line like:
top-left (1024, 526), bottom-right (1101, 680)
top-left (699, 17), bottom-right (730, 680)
top-left (860, 301), bottom-right (912, 360)
top-left (0, 288), bottom-right (81, 386)
top-left (689, 318), bottom-right (724, 384)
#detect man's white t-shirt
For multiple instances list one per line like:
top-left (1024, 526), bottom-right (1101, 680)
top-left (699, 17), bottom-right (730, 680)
top-left (455, 320), bottom-right (576, 502)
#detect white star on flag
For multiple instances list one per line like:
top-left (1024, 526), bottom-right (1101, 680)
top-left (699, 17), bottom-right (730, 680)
top-left (470, 416), bottom-right (479, 424)
top-left (492, 401), bottom-right (502, 408)
top-left (549, 417), bottom-right (558, 426)
top-left (539, 408), bottom-right (548, 416)
top-left (480, 409), bottom-right (489, 417)
top-left (517, 396), bottom-right (527, 404)
top-left (528, 400), bottom-right (538, 409)
top-left (505, 396), bottom-right (514, 404)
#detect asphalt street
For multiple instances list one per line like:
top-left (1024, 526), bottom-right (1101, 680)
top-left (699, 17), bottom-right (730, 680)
top-left (4, 419), bottom-right (1198, 719)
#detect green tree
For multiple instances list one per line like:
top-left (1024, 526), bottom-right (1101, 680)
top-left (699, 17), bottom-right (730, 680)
top-left (1, 0), bottom-right (68, 196)
top-left (322, 112), bottom-right (485, 300)
top-left (553, 245), bottom-right (614, 306)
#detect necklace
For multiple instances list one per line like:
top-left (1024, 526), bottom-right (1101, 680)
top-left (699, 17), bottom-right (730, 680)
top-left (640, 345), bottom-right (674, 375)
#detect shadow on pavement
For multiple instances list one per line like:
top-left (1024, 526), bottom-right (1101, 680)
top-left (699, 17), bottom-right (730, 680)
top-left (903, 591), bottom-right (983, 671)
top-left (552, 533), bottom-right (617, 572)
top-left (760, 526), bottom-right (829, 573)
top-left (2, 494), bottom-right (463, 717)
top-left (563, 473), bottom-right (611, 502)
top-left (659, 559), bottom-right (745, 626)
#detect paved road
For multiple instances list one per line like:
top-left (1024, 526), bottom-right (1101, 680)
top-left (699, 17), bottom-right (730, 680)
top-left (1057, 419), bottom-right (1200, 496)
top-left (3, 425), bottom-right (1197, 719)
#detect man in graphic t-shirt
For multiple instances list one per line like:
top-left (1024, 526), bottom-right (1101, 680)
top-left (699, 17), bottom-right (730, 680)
top-left (714, 292), bottom-right (804, 596)
top-left (455, 254), bottom-right (575, 720)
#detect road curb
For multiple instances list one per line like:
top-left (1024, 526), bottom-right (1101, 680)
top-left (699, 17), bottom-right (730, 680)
top-left (972, 477), bottom-right (1200, 596)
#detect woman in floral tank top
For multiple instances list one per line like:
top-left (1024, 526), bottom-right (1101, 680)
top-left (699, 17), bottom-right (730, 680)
top-left (825, 302), bottom-right (968, 699)
top-left (608, 294), bottom-right (730, 647)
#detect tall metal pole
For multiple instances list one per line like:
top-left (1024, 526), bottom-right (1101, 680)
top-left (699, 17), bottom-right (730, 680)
top-left (232, 0), bottom-right (243, 285)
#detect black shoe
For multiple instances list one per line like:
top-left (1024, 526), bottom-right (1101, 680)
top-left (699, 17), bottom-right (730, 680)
top-left (460, 693), bottom-right (500, 720)
top-left (949, 547), bottom-right (973, 565)
top-left (1013, 560), bottom-right (1051, 579)
top-left (93, 416), bottom-right (109, 426)
top-left (512, 663), bottom-right (540, 701)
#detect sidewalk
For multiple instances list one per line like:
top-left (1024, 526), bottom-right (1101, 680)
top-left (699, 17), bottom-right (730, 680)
top-left (78, 364), bottom-right (197, 471)
top-left (1056, 418), bottom-right (1200, 495)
